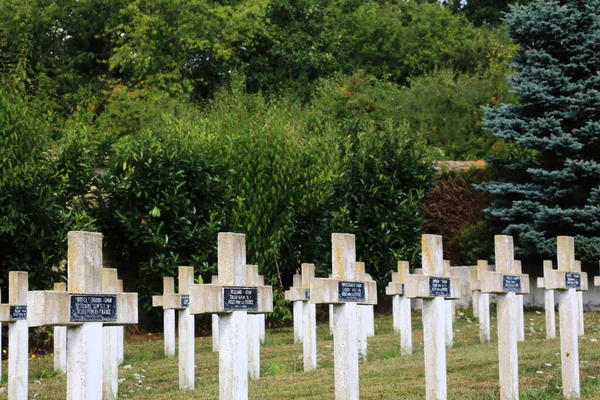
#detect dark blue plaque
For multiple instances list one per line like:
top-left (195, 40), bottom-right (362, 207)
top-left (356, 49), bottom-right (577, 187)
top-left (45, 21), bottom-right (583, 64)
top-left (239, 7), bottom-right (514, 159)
top-left (70, 295), bottom-right (117, 322)
top-left (181, 295), bottom-right (190, 308)
top-left (429, 278), bottom-right (451, 297)
top-left (565, 273), bottom-right (581, 289)
top-left (338, 281), bottom-right (365, 302)
top-left (502, 275), bottom-right (521, 292)
top-left (305, 289), bottom-right (311, 300)
top-left (9, 305), bottom-right (27, 320)
top-left (223, 287), bottom-right (258, 311)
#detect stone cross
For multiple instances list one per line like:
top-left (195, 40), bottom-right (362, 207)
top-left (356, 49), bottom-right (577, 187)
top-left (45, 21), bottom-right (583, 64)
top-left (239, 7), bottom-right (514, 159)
top-left (310, 233), bottom-right (377, 400)
top-left (479, 235), bottom-right (529, 400)
top-left (177, 266), bottom-right (195, 390)
top-left (442, 260), bottom-right (454, 348)
top-left (53, 282), bottom-right (67, 373)
top-left (188, 232), bottom-right (273, 399)
top-left (151, 277), bottom-right (177, 357)
top-left (470, 261), bottom-right (491, 343)
top-left (116, 278), bottom-right (125, 364)
top-left (543, 237), bottom-right (588, 398)
top-left (285, 263), bottom-right (317, 371)
top-left (536, 260), bottom-right (556, 339)
top-left (364, 272), bottom-right (376, 337)
top-left (355, 262), bottom-right (370, 359)
top-left (574, 260), bottom-right (585, 336)
top-left (211, 275), bottom-right (220, 352)
top-left (514, 260), bottom-right (525, 342)
top-left (258, 274), bottom-right (267, 344)
top-left (102, 268), bottom-right (120, 399)
top-left (404, 235), bottom-right (460, 400)
top-left (0, 271), bottom-right (29, 400)
top-left (246, 264), bottom-right (262, 380)
top-left (27, 231), bottom-right (138, 400)
top-left (385, 260), bottom-right (412, 355)
top-left (284, 273), bottom-right (304, 343)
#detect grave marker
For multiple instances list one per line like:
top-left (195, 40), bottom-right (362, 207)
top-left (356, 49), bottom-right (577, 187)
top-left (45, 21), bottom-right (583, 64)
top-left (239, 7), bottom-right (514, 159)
top-left (212, 276), bottom-right (220, 352)
top-left (537, 260), bottom-right (556, 339)
top-left (405, 235), bottom-right (461, 400)
top-left (53, 282), bottom-right (67, 373)
top-left (27, 231), bottom-right (138, 400)
top-left (0, 271), bottom-right (29, 400)
top-left (574, 260), bottom-right (585, 336)
top-left (386, 261), bottom-right (412, 355)
top-left (284, 273), bottom-right (304, 343)
top-left (102, 268), bottom-right (120, 400)
top-left (177, 266), bottom-right (195, 390)
top-left (246, 264), bottom-right (262, 380)
top-left (151, 277), bottom-right (177, 357)
top-left (355, 262), bottom-right (370, 359)
top-left (286, 263), bottom-right (318, 371)
top-left (442, 260), bottom-right (454, 348)
top-left (116, 278), bottom-right (125, 364)
top-left (258, 275), bottom-right (267, 344)
top-left (188, 233), bottom-right (273, 399)
top-left (514, 260), bottom-right (525, 342)
top-left (470, 261), bottom-right (491, 343)
top-left (543, 237), bottom-right (588, 398)
top-left (310, 233), bottom-right (377, 400)
top-left (479, 235), bottom-right (530, 400)
top-left (365, 272), bottom-right (376, 337)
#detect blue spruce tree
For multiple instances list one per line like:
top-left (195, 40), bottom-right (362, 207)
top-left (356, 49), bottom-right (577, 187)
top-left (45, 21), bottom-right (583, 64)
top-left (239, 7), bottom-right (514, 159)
top-left (480, 0), bottom-right (600, 264)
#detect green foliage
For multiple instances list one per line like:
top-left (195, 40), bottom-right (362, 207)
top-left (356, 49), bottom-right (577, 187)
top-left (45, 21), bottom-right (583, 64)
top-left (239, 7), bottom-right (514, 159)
top-left (480, 0), bottom-right (600, 264)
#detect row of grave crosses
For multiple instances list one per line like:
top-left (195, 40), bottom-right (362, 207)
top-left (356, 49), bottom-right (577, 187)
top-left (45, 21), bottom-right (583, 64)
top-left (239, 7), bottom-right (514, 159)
top-left (0, 232), bottom-right (138, 400)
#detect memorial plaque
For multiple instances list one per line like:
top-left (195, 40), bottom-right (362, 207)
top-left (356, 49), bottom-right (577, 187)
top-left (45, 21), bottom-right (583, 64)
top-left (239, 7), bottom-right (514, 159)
top-left (70, 295), bottom-right (118, 322)
top-left (9, 305), bottom-right (27, 320)
top-left (502, 275), bottom-right (522, 292)
top-left (223, 287), bottom-right (258, 311)
top-left (565, 273), bottom-right (581, 289)
top-left (305, 289), bottom-right (311, 300)
top-left (337, 281), bottom-right (366, 302)
top-left (428, 277), bottom-right (451, 297)
top-left (401, 283), bottom-right (405, 294)
top-left (181, 295), bottom-right (190, 308)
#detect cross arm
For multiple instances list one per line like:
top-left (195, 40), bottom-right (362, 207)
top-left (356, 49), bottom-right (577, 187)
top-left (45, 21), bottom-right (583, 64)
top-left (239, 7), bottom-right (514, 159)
top-left (188, 284), bottom-right (273, 315)
top-left (404, 274), bottom-right (461, 299)
top-left (479, 271), bottom-right (530, 294)
top-left (543, 270), bottom-right (588, 291)
top-left (309, 278), bottom-right (377, 305)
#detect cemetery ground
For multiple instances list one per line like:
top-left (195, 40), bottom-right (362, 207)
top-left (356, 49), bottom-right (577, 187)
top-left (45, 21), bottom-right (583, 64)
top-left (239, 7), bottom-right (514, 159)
top-left (3, 310), bottom-right (600, 399)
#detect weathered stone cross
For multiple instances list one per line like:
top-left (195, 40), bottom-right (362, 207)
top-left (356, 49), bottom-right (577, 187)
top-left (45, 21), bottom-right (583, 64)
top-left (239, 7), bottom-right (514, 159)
top-left (188, 232), bottom-right (273, 399)
top-left (470, 260), bottom-right (491, 343)
top-left (543, 237), bottom-right (587, 398)
top-left (536, 260), bottom-right (556, 339)
top-left (404, 234), bottom-right (460, 400)
top-left (385, 260), bottom-right (412, 355)
top-left (310, 233), bottom-right (377, 400)
top-left (53, 282), bottom-right (67, 373)
top-left (152, 276), bottom-right (179, 357)
top-left (246, 264), bottom-right (262, 380)
top-left (284, 272), bottom-right (304, 343)
top-left (0, 271), bottom-right (29, 400)
top-left (27, 231), bottom-right (138, 400)
top-left (285, 263), bottom-right (317, 371)
top-left (479, 235), bottom-right (529, 400)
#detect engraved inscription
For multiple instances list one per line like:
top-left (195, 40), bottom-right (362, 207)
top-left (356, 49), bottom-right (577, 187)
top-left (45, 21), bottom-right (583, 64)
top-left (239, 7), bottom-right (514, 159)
top-left (565, 273), bottom-right (581, 289)
top-left (181, 295), bottom-right (190, 308)
top-left (338, 281), bottom-right (365, 302)
top-left (305, 289), bottom-right (311, 300)
top-left (70, 295), bottom-right (117, 322)
top-left (502, 275), bottom-right (522, 292)
top-left (9, 305), bottom-right (27, 320)
top-left (429, 277), bottom-right (451, 297)
top-left (223, 287), bottom-right (258, 311)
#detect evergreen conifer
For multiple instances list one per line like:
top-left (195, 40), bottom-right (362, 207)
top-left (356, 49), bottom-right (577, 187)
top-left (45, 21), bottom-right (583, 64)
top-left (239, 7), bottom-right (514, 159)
top-left (481, 0), bottom-right (600, 264)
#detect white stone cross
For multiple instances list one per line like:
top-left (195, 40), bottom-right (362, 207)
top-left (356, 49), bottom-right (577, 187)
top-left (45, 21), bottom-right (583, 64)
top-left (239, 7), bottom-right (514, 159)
top-left (574, 260), bottom-right (585, 336)
top-left (116, 278), bottom-right (125, 364)
top-left (536, 260), bottom-right (556, 339)
top-left (151, 276), bottom-right (177, 357)
top-left (442, 260), bottom-right (454, 348)
top-left (188, 232), bottom-right (273, 399)
top-left (364, 271), bottom-right (376, 338)
top-left (284, 273), bottom-right (304, 344)
top-left (258, 274), bottom-right (267, 344)
top-left (53, 282), bottom-right (67, 373)
top-left (246, 264), bottom-right (262, 380)
top-left (355, 262), bottom-right (370, 359)
top-left (404, 235), bottom-right (460, 400)
top-left (479, 235), bottom-right (530, 400)
top-left (514, 260), bottom-right (525, 342)
top-left (310, 233), bottom-right (377, 400)
top-left (177, 266), bottom-right (195, 390)
top-left (211, 275), bottom-right (220, 352)
top-left (0, 271), bottom-right (29, 400)
top-left (470, 261), bottom-right (491, 343)
top-left (385, 261), bottom-right (412, 355)
top-left (102, 268), bottom-right (120, 399)
top-left (27, 231), bottom-right (138, 400)
top-left (285, 263), bottom-right (317, 371)
top-left (543, 237), bottom-right (588, 399)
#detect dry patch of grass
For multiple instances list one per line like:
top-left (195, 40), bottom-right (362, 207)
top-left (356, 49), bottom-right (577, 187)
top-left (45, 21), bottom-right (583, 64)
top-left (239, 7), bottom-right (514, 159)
top-left (3, 310), bottom-right (600, 399)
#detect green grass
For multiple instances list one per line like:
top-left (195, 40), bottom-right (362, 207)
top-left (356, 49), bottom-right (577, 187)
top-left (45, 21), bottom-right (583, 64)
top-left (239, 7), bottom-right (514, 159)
top-left (3, 310), bottom-right (600, 399)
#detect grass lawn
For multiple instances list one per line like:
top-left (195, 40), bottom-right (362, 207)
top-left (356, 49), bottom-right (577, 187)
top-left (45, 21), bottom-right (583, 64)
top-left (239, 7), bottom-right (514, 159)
top-left (3, 308), bottom-right (600, 399)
